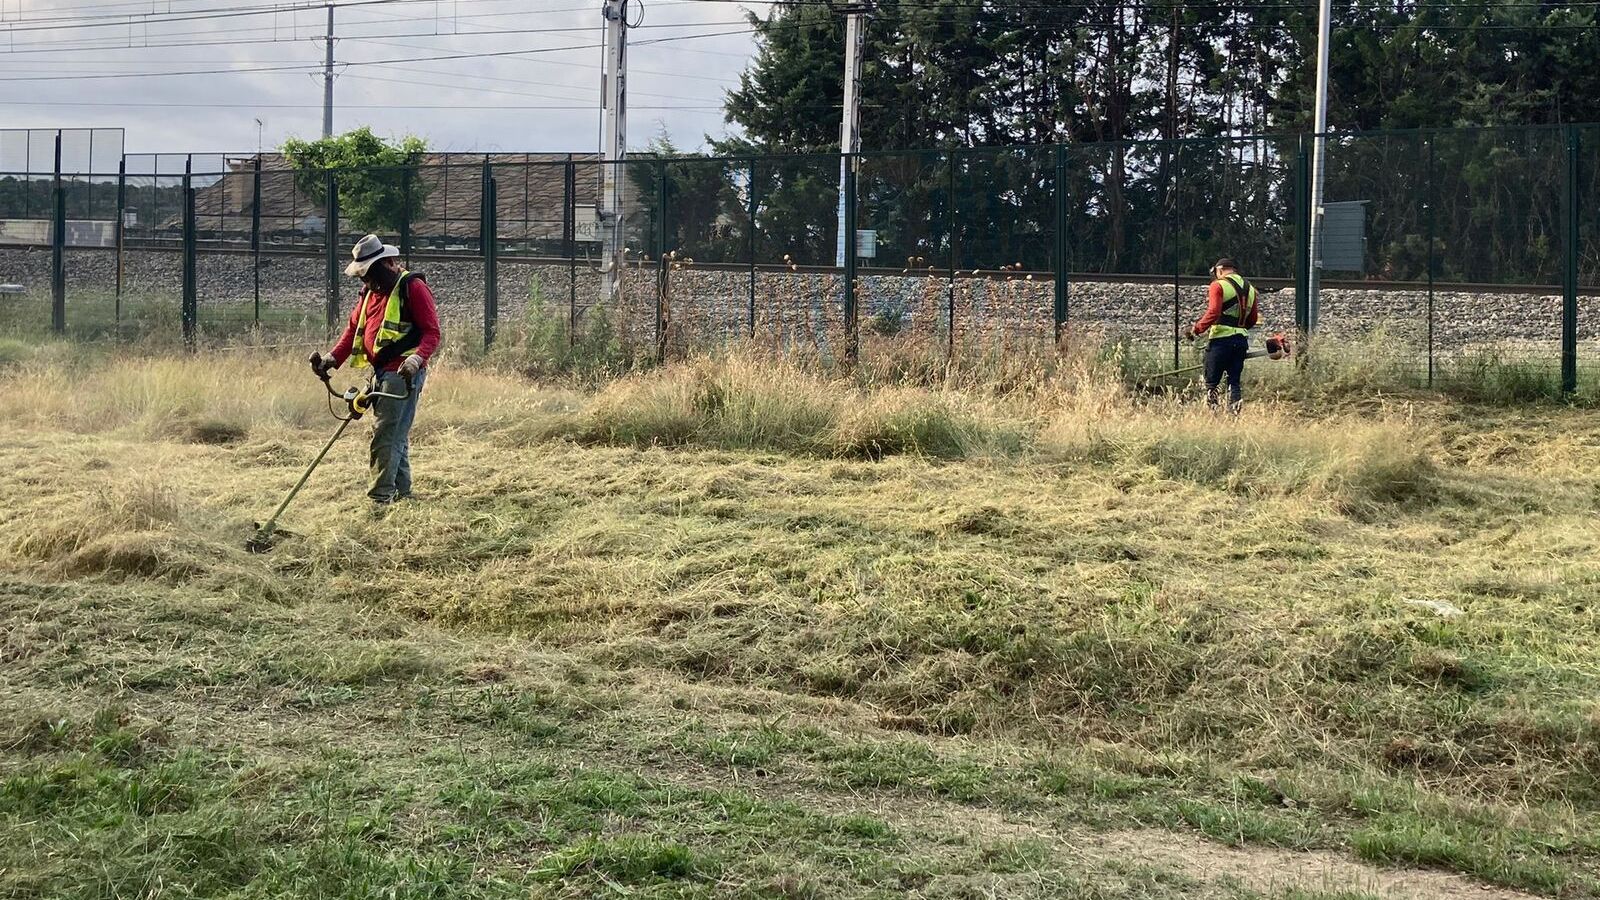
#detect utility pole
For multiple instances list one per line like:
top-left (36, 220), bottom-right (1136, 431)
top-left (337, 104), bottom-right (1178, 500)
top-left (600, 0), bottom-right (629, 299)
top-left (322, 4), bottom-right (336, 138)
top-left (1305, 0), bottom-right (1332, 330)
top-left (834, 0), bottom-right (868, 268)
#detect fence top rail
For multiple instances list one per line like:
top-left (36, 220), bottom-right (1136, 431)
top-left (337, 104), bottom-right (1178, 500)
top-left (3, 122), bottom-right (1595, 178)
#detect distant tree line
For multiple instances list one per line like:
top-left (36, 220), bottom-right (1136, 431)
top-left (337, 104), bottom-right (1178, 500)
top-left (645, 0), bottom-right (1600, 282)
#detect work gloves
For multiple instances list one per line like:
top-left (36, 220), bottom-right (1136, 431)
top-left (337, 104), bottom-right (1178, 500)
top-left (308, 351), bottom-right (337, 378)
top-left (398, 354), bottom-right (423, 382)
top-left (1182, 326), bottom-right (1197, 342)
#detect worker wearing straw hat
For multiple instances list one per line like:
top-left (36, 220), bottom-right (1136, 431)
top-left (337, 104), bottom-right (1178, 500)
top-left (308, 234), bottom-right (443, 507)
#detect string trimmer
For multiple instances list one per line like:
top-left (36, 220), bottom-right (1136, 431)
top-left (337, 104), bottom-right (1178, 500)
top-left (246, 364), bottom-right (412, 553)
top-left (1139, 332), bottom-right (1293, 385)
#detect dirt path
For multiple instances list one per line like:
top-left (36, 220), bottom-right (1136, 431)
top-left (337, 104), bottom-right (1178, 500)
top-left (96, 676), bottom-right (1545, 900)
top-left (1094, 829), bottom-right (1541, 900)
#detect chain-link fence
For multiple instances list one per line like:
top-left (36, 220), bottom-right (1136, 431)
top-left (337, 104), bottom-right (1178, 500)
top-left (3, 127), bottom-right (1598, 392)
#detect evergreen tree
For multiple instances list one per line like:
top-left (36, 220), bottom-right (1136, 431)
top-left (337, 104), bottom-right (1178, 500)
top-left (705, 0), bottom-right (1600, 279)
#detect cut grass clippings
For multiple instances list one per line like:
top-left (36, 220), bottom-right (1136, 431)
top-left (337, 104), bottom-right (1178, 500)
top-left (1, 348), bottom-right (1598, 898)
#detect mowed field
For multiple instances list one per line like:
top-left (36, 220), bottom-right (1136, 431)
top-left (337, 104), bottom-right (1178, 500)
top-left (2, 341), bottom-right (1599, 899)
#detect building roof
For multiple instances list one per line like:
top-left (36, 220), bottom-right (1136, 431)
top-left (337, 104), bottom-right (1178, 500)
top-left (187, 152), bottom-right (628, 242)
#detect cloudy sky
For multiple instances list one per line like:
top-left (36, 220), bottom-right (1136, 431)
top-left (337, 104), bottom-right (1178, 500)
top-left (0, 0), bottom-right (769, 156)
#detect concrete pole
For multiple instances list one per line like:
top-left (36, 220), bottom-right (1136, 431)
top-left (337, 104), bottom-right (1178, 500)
top-left (1306, 0), bottom-right (1332, 330)
top-left (322, 4), bottom-right (335, 138)
top-left (600, 0), bottom-right (628, 299)
top-left (834, 3), bottom-right (866, 267)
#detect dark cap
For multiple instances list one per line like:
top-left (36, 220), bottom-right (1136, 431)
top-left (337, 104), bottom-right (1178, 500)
top-left (1212, 258), bottom-right (1237, 272)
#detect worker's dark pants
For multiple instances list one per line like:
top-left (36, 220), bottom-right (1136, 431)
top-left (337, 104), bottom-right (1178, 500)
top-left (1203, 334), bottom-right (1248, 412)
top-left (369, 368), bottom-right (426, 503)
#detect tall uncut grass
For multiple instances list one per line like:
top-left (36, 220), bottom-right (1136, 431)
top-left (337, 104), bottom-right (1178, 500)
top-left (6, 333), bottom-right (1600, 900)
top-left (0, 337), bottom-right (1443, 522)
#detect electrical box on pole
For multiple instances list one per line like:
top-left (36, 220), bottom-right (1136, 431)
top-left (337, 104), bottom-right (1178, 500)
top-left (834, 1), bottom-right (870, 269)
top-left (600, 0), bottom-right (629, 299)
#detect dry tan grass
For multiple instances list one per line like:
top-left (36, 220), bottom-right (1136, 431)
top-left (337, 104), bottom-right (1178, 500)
top-left (2, 343), bottom-right (1599, 896)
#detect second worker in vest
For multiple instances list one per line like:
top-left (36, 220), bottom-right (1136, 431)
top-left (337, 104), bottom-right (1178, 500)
top-left (308, 234), bottom-right (444, 507)
top-left (1183, 258), bottom-right (1260, 414)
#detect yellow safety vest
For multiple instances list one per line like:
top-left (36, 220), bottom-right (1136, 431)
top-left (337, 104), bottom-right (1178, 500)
top-left (1207, 273), bottom-right (1257, 340)
top-left (349, 271), bottom-right (412, 369)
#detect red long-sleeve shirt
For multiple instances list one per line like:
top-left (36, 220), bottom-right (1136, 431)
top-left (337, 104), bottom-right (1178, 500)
top-left (1193, 278), bottom-right (1260, 335)
top-left (328, 276), bottom-right (443, 372)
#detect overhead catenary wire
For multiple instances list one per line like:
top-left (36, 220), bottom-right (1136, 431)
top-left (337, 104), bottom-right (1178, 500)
top-left (6, 0), bottom-right (1590, 35)
top-left (0, 26), bottom-right (761, 81)
top-left (341, 68), bottom-right (724, 104)
top-left (0, 97), bottom-right (729, 109)
top-left (348, 35), bottom-right (739, 81)
top-left (12, 1), bottom-right (1586, 59)
top-left (4, 0), bottom-right (1583, 142)
top-left (1, 6), bottom-right (748, 36)
top-left (2, 0), bottom-right (574, 20)
top-left (677, 0), bottom-right (1596, 8)
top-left (357, 59), bottom-right (726, 100)
top-left (0, 0), bottom-right (434, 33)
top-left (0, 0), bottom-right (637, 29)
top-left (0, 7), bottom-right (799, 55)
top-left (0, 16), bottom-right (755, 55)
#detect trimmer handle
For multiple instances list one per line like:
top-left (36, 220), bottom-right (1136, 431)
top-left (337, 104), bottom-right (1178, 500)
top-left (309, 351), bottom-right (337, 386)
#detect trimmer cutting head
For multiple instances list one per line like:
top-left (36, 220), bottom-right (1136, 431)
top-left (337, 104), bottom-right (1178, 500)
top-left (245, 522), bottom-right (296, 553)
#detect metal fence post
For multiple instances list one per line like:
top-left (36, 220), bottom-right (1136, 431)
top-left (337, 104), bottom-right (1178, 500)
top-left (50, 133), bottom-right (65, 335)
top-left (181, 174), bottom-right (197, 348)
top-left (252, 155), bottom-right (262, 327)
top-left (482, 162), bottom-right (498, 350)
top-left (947, 150), bottom-right (957, 360)
top-left (1425, 134), bottom-right (1436, 388)
top-left (400, 166), bottom-right (413, 267)
top-left (656, 159), bottom-right (669, 363)
top-left (1053, 144), bottom-right (1068, 345)
top-left (1562, 125), bottom-right (1580, 396)
top-left (325, 171), bottom-right (339, 333)
top-left (115, 158), bottom-right (126, 326)
top-left (1294, 133), bottom-right (1311, 332)
top-left (843, 154), bottom-right (858, 364)
top-left (748, 159), bottom-right (758, 337)
top-left (564, 155), bottom-right (576, 346)
top-left (1170, 142), bottom-right (1182, 371)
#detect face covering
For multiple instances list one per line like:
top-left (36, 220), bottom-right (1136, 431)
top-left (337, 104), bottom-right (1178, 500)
top-left (364, 263), bottom-right (399, 294)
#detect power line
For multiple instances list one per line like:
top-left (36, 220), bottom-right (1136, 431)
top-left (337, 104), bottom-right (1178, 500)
top-left (349, 35), bottom-right (740, 81)
top-left (676, 0), bottom-right (1597, 7)
top-left (635, 25), bottom-right (757, 43)
top-left (344, 68), bottom-right (722, 104)
top-left (0, 97), bottom-right (727, 109)
top-left (4, 0), bottom-right (1589, 44)
top-left (0, 0), bottom-right (748, 34)
top-left (0, 18), bottom-right (332, 53)
top-left (0, 10), bottom-right (778, 53)
top-left (2, 6), bottom-right (1587, 60)
top-left (0, 25), bottom-right (761, 80)
top-left (0, 40), bottom-right (598, 80)
top-left (351, 0), bottom-right (712, 27)
top-left (0, 0), bottom-right (433, 33)
top-left (358, 59), bottom-right (726, 101)
top-left (3, 0), bottom-right (556, 19)
top-left (0, 0), bottom-right (749, 34)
